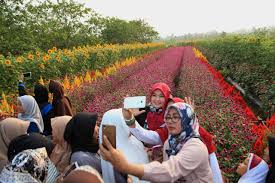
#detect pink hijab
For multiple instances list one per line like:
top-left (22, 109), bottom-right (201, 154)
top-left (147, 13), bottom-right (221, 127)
top-left (50, 116), bottom-right (72, 173)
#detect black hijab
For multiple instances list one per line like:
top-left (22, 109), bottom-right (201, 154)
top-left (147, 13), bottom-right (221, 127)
top-left (64, 112), bottom-right (99, 153)
top-left (266, 136), bottom-right (275, 183)
top-left (7, 133), bottom-right (54, 161)
top-left (34, 84), bottom-right (49, 106)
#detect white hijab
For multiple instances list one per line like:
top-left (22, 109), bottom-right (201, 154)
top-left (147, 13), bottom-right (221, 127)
top-left (99, 108), bottom-right (149, 183)
top-left (18, 95), bottom-right (44, 132)
top-left (238, 153), bottom-right (269, 183)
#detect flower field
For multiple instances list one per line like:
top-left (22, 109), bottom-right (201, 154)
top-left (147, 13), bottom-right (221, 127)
top-left (68, 46), bottom-right (262, 181)
top-left (0, 43), bottom-right (164, 95)
top-left (1, 45), bottom-right (272, 182)
top-left (177, 33), bottom-right (275, 119)
top-left (177, 47), bottom-right (257, 181)
top-left (70, 47), bottom-right (184, 118)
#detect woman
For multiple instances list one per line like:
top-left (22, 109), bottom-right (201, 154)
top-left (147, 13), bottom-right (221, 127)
top-left (266, 136), bottom-right (275, 183)
top-left (7, 133), bottom-right (54, 162)
top-left (127, 82), bottom-right (171, 145)
top-left (237, 153), bottom-right (268, 183)
top-left (64, 112), bottom-right (101, 173)
top-left (100, 108), bottom-right (150, 183)
top-left (17, 82), bottom-right (53, 135)
top-left (169, 97), bottom-right (223, 183)
top-left (100, 102), bottom-right (213, 182)
top-left (0, 147), bottom-right (59, 183)
top-left (0, 118), bottom-right (29, 171)
top-left (62, 165), bottom-right (103, 183)
top-left (18, 95), bottom-right (44, 133)
top-left (50, 116), bottom-right (72, 173)
top-left (34, 83), bottom-right (54, 135)
top-left (49, 80), bottom-right (73, 117)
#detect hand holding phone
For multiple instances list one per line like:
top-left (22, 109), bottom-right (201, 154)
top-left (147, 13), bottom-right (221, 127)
top-left (102, 125), bottom-right (116, 149)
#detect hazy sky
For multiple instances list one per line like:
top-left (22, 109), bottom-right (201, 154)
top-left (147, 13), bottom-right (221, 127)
top-left (77, 0), bottom-right (275, 37)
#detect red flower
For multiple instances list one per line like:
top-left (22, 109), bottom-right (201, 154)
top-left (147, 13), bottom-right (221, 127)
top-left (244, 106), bottom-right (257, 120)
top-left (253, 136), bottom-right (264, 155)
top-left (266, 114), bottom-right (275, 127)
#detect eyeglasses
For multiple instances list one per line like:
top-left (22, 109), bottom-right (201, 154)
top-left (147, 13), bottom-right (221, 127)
top-left (164, 116), bottom-right (181, 123)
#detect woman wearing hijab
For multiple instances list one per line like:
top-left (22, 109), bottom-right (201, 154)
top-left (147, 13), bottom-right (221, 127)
top-left (62, 165), bottom-right (103, 183)
top-left (7, 133), bottom-right (54, 162)
top-left (49, 80), bottom-right (73, 117)
top-left (168, 97), bottom-right (223, 183)
top-left (17, 95), bottom-right (44, 133)
top-left (126, 82), bottom-right (171, 146)
top-left (266, 136), bottom-right (275, 183)
top-left (0, 147), bottom-right (59, 183)
top-left (64, 112), bottom-right (101, 173)
top-left (17, 81), bottom-right (53, 135)
top-left (34, 83), bottom-right (54, 135)
top-left (237, 153), bottom-right (269, 183)
top-left (99, 108), bottom-right (149, 183)
top-left (0, 118), bottom-right (30, 171)
top-left (100, 103), bottom-right (213, 183)
top-left (50, 116), bottom-right (72, 173)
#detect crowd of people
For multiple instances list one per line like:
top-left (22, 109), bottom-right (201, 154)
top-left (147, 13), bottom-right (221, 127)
top-left (0, 80), bottom-right (273, 183)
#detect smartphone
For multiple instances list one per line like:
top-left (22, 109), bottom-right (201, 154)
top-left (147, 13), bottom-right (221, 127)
top-left (123, 96), bottom-right (146, 109)
top-left (62, 162), bottom-right (79, 179)
top-left (102, 124), bottom-right (116, 148)
top-left (151, 145), bottom-right (163, 162)
top-left (23, 72), bottom-right (32, 79)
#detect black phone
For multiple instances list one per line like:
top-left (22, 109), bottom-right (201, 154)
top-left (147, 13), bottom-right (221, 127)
top-left (62, 162), bottom-right (79, 179)
top-left (23, 72), bottom-right (31, 79)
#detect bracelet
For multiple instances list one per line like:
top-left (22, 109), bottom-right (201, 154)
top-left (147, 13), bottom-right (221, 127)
top-left (125, 115), bottom-right (135, 126)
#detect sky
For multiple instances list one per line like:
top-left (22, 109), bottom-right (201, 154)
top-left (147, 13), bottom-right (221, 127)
top-left (77, 0), bottom-right (275, 37)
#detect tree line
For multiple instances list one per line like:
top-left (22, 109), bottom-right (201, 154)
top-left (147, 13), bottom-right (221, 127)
top-left (0, 0), bottom-right (159, 56)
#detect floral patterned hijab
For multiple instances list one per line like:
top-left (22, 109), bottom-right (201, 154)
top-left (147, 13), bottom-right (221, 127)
top-left (165, 102), bottom-right (200, 157)
top-left (0, 148), bottom-right (58, 183)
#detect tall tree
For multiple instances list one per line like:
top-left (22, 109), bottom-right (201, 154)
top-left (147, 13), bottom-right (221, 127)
top-left (101, 18), bottom-right (158, 44)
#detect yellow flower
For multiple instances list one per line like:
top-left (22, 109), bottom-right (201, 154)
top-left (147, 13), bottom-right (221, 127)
top-left (16, 57), bottom-right (23, 63)
top-left (63, 75), bottom-right (71, 90)
top-left (5, 59), bottom-right (11, 66)
top-left (43, 54), bottom-right (50, 62)
top-left (73, 76), bottom-right (81, 87)
top-left (84, 71), bottom-right (91, 82)
top-left (52, 47), bottom-right (57, 52)
top-left (48, 49), bottom-right (54, 54)
top-left (55, 56), bottom-right (61, 62)
top-left (28, 54), bottom-right (34, 60)
top-left (36, 51), bottom-right (41, 57)
top-left (39, 64), bottom-right (45, 70)
top-left (0, 92), bottom-right (13, 115)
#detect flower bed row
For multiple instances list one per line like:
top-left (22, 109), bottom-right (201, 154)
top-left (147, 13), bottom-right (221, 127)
top-left (0, 43), bottom-right (165, 95)
top-left (71, 47), bottom-right (185, 119)
top-left (176, 46), bottom-right (257, 181)
top-left (177, 34), bottom-right (275, 119)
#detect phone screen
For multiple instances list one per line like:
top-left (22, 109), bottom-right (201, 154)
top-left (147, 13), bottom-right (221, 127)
top-left (23, 72), bottom-right (31, 78)
top-left (102, 125), bottom-right (116, 149)
top-left (124, 96), bottom-right (146, 109)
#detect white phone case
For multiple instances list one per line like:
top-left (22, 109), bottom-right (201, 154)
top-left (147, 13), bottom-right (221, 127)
top-left (124, 96), bottom-right (146, 109)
